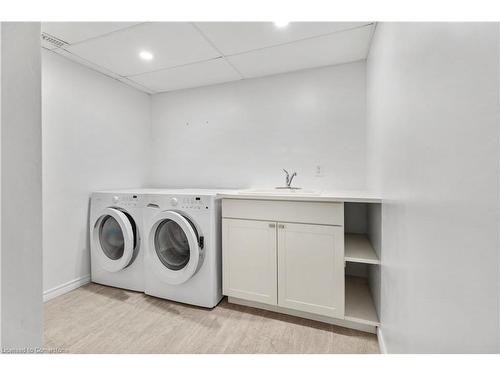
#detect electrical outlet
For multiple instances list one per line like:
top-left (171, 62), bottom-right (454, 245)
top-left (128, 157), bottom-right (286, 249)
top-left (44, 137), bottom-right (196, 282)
top-left (315, 165), bottom-right (324, 177)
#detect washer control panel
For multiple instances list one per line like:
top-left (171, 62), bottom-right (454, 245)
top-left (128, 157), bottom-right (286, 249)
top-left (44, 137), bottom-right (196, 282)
top-left (111, 194), bottom-right (140, 207)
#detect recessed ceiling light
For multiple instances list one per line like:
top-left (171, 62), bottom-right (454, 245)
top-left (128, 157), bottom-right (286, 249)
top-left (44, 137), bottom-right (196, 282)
top-left (139, 50), bottom-right (154, 61)
top-left (274, 21), bottom-right (290, 28)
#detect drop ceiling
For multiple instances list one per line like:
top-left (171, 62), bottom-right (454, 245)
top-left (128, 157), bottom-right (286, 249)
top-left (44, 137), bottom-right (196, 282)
top-left (41, 22), bottom-right (375, 94)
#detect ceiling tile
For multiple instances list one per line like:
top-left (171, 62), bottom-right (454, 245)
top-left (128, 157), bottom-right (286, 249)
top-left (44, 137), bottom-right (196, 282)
top-left (227, 25), bottom-right (374, 79)
top-left (129, 58), bottom-right (241, 92)
top-left (65, 23), bottom-right (221, 76)
top-left (42, 22), bottom-right (141, 44)
top-left (195, 22), bottom-right (371, 55)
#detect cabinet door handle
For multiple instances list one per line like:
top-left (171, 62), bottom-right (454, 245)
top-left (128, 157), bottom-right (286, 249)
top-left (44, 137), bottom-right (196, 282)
top-left (278, 224), bottom-right (285, 229)
top-left (268, 223), bottom-right (276, 228)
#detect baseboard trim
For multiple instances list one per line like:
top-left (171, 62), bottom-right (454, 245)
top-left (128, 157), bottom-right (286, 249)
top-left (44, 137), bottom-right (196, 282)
top-left (377, 327), bottom-right (388, 354)
top-left (43, 275), bottom-right (91, 302)
top-left (228, 296), bottom-right (377, 334)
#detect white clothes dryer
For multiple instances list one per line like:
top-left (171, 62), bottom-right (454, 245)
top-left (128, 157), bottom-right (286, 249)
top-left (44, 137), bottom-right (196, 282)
top-left (143, 190), bottom-right (223, 308)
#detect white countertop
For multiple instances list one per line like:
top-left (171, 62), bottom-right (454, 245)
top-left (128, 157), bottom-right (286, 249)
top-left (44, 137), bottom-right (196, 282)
top-left (217, 190), bottom-right (382, 203)
top-left (94, 188), bottom-right (382, 203)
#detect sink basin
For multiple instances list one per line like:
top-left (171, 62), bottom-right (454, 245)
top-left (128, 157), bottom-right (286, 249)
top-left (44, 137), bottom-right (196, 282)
top-left (238, 188), bottom-right (321, 196)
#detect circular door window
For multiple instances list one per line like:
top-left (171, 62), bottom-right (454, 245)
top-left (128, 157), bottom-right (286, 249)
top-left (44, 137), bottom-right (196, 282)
top-left (148, 211), bottom-right (202, 285)
top-left (99, 215), bottom-right (126, 260)
top-left (154, 219), bottom-right (191, 270)
top-left (92, 207), bottom-right (135, 272)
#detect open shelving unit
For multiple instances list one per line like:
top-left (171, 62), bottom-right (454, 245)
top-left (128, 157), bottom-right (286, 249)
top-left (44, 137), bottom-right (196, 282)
top-left (343, 202), bottom-right (382, 328)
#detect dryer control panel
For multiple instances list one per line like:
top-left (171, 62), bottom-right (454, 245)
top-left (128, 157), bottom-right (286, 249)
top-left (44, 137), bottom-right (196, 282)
top-left (146, 195), bottom-right (213, 211)
top-left (179, 196), bottom-right (210, 210)
top-left (111, 194), bottom-right (141, 208)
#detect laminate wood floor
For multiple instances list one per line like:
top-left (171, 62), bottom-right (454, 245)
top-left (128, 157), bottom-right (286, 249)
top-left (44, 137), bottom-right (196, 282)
top-left (44, 283), bottom-right (379, 354)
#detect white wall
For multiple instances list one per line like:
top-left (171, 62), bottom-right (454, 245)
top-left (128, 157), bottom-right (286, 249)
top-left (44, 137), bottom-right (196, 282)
top-left (0, 21), bottom-right (2, 349)
top-left (367, 23), bottom-right (500, 353)
top-left (150, 62), bottom-right (367, 191)
top-left (0, 21), bottom-right (2, 348)
top-left (42, 50), bottom-right (151, 297)
top-left (1, 22), bottom-right (43, 349)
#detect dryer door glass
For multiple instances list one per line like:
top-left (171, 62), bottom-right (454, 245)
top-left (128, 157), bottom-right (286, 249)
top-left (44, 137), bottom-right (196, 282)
top-left (99, 216), bottom-right (125, 260)
top-left (154, 219), bottom-right (192, 270)
top-left (149, 210), bottom-right (202, 285)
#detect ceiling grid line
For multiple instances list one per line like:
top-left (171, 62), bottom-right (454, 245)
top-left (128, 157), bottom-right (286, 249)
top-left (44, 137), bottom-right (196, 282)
top-left (190, 22), bottom-right (246, 79)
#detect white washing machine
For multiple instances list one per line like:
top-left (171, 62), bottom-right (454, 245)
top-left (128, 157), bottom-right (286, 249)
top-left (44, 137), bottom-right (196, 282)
top-left (90, 189), bottom-right (151, 292)
top-left (143, 190), bottom-right (223, 308)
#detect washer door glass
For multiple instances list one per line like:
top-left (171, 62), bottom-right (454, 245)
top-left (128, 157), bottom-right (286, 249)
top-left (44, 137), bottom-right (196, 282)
top-left (99, 215), bottom-right (125, 260)
top-left (154, 219), bottom-right (192, 270)
top-left (93, 207), bottom-right (135, 273)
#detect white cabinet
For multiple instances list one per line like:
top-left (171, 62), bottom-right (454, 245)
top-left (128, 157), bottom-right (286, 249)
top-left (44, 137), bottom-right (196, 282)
top-left (277, 223), bottom-right (344, 318)
top-left (222, 218), bottom-right (277, 305)
top-left (222, 199), bottom-right (345, 318)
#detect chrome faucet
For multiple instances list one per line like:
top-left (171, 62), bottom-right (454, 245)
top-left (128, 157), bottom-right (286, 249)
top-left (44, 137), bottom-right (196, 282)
top-left (282, 169), bottom-right (297, 188)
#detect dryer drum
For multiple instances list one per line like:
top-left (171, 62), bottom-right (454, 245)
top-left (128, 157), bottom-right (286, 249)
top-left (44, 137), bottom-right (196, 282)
top-left (155, 219), bottom-right (192, 271)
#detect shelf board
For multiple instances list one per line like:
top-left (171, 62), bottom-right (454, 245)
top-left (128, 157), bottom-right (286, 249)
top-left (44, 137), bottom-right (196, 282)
top-left (345, 233), bottom-right (380, 265)
top-left (344, 276), bottom-right (380, 326)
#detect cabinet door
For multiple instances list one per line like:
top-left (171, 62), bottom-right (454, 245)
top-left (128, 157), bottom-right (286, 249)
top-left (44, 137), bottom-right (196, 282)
top-left (222, 218), bottom-right (277, 305)
top-left (278, 223), bottom-right (344, 318)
